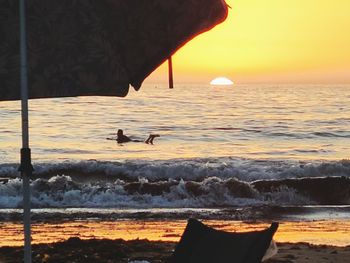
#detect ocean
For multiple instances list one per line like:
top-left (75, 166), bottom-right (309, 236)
top-left (0, 84), bottom-right (349, 222)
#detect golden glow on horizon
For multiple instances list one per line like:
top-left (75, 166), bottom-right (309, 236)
top-left (147, 0), bottom-right (350, 84)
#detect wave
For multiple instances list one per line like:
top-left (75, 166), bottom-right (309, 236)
top-left (313, 132), bottom-right (350, 138)
top-left (1, 158), bottom-right (349, 209)
top-left (261, 131), bottom-right (350, 139)
top-left (0, 174), bottom-right (349, 209)
top-left (1, 158), bottom-right (349, 182)
top-left (205, 128), bottom-right (349, 139)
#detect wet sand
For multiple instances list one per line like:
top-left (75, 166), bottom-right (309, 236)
top-left (1, 219), bottom-right (350, 247)
top-left (1, 238), bottom-right (350, 263)
top-left (267, 242), bottom-right (350, 263)
top-left (0, 219), bottom-right (349, 262)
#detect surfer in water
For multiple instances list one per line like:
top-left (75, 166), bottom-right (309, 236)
top-left (114, 129), bottom-right (160, 144)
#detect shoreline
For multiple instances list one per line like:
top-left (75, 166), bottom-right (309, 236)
top-left (1, 238), bottom-right (350, 263)
top-left (2, 205), bottom-right (350, 221)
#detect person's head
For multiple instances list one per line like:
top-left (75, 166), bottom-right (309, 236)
top-left (117, 129), bottom-right (123, 136)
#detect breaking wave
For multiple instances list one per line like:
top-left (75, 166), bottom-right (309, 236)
top-left (0, 158), bottom-right (349, 209)
top-left (1, 158), bottom-right (349, 182)
top-left (0, 175), bottom-right (309, 208)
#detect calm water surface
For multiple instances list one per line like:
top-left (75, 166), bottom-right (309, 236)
top-left (1, 84), bottom-right (349, 163)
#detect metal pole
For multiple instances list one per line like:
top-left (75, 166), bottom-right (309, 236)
top-left (168, 56), bottom-right (174, 89)
top-left (19, 0), bottom-right (33, 262)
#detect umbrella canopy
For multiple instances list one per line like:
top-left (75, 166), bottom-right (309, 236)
top-left (0, 0), bottom-right (228, 101)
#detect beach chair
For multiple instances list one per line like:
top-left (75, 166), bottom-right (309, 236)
top-left (171, 219), bottom-right (278, 263)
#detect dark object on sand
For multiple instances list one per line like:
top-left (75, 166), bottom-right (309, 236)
top-left (0, 0), bottom-right (228, 101)
top-left (171, 219), bottom-right (278, 263)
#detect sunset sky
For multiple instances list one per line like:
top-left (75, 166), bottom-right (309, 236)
top-left (146, 0), bottom-right (350, 84)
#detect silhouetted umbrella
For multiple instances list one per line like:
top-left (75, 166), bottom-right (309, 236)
top-left (1, 0), bottom-right (228, 100)
top-left (0, 0), bottom-right (228, 262)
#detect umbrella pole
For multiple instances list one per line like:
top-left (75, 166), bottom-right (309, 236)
top-left (168, 56), bottom-right (174, 89)
top-left (19, 0), bottom-right (33, 262)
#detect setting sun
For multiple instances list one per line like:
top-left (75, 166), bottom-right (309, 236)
top-left (147, 0), bottom-right (350, 84)
top-left (210, 77), bottom-right (234, 85)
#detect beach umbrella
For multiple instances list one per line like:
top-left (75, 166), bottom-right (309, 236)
top-left (0, 0), bottom-right (228, 262)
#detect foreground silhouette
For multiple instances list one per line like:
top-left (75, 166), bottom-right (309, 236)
top-left (171, 219), bottom-right (278, 263)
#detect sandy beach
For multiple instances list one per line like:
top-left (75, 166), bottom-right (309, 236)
top-left (1, 238), bottom-right (350, 263)
top-left (0, 219), bottom-right (349, 262)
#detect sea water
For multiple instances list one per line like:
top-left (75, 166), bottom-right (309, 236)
top-left (1, 84), bottom-right (350, 162)
top-left (0, 84), bottom-right (349, 217)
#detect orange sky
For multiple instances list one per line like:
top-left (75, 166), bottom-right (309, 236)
top-left (146, 0), bottom-right (350, 84)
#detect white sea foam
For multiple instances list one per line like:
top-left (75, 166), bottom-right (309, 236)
top-left (1, 158), bottom-right (349, 181)
top-left (0, 174), bottom-right (326, 209)
top-left (1, 159), bottom-right (348, 209)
